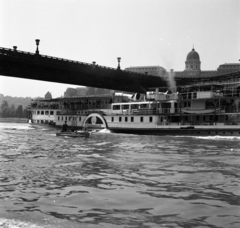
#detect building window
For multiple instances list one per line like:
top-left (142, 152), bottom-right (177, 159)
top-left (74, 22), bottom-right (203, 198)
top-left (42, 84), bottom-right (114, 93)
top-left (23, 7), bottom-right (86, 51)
top-left (125, 117), bottom-right (128, 122)
top-left (41, 111), bottom-right (44, 115)
top-left (58, 116), bottom-right (60, 121)
top-left (131, 117), bottom-right (134, 122)
top-left (112, 117), bottom-right (114, 122)
top-left (149, 116), bottom-right (153, 122)
top-left (69, 117), bottom-right (71, 121)
top-left (140, 117), bottom-right (143, 122)
top-left (50, 111), bottom-right (54, 115)
top-left (79, 117), bottom-right (81, 121)
top-left (119, 117), bottom-right (122, 122)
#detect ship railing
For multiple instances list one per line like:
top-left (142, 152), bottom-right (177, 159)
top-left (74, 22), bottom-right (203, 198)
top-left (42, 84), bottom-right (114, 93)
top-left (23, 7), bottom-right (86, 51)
top-left (61, 104), bottom-right (111, 110)
top-left (179, 121), bottom-right (221, 126)
top-left (30, 105), bottom-right (60, 109)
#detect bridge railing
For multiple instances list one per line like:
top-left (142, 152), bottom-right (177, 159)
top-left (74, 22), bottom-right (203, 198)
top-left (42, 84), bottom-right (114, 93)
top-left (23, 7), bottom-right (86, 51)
top-left (0, 47), bottom-right (157, 80)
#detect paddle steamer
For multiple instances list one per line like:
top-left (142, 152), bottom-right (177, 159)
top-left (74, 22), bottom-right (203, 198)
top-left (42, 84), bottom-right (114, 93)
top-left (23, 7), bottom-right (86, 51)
top-left (29, 79), bottom-right (240, 136)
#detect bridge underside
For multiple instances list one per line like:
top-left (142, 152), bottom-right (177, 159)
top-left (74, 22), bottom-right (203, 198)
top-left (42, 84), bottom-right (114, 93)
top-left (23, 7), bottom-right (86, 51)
top-left (0, 48), bottom-right (169, 93)
top-left (1, 48), bottom-right (240, 93)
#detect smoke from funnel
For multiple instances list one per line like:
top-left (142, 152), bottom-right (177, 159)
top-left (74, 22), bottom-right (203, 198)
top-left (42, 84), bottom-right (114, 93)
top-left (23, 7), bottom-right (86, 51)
top-left (157, 67), bottom-right (176, 93)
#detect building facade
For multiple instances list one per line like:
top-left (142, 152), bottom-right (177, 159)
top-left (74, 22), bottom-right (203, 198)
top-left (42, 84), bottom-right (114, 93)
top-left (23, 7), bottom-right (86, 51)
top-left (125, 47), bottom-right (240, 79)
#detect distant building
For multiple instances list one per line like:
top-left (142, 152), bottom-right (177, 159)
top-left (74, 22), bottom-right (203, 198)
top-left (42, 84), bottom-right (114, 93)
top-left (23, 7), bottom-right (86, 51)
top-left (125, 65), bottom-right (167, 77)
top-left (45, 91), bottom-right (52, 99)
top-left (174, 47), bottom-right (240, 78)
top-left (125, 47), bottom-right (240, 79)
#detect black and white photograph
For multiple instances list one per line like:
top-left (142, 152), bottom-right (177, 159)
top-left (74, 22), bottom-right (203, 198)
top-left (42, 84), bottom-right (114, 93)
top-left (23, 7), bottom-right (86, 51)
top-left (0, 0), bottom-right (240, 227)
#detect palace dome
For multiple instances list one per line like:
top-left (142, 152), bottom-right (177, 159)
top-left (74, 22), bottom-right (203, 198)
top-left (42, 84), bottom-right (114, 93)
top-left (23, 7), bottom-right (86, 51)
top-left (186, 48), bottom-right (200, 61)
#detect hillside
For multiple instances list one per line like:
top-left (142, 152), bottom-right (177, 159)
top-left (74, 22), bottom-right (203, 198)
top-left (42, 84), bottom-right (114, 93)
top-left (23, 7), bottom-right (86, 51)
top-left (0, 94), bottom-right (32, 108)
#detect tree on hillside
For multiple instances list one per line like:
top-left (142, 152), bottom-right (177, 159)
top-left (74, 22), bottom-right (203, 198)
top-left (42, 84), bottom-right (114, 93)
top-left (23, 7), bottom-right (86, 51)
top-left (22, 108), bottom-right (29, 118)
top-left (15, 105), bottom-right (23, 118)
top-left (0, 101), bottom-right (11, 117)
top-left (10, 104), bottom-right (16, 117)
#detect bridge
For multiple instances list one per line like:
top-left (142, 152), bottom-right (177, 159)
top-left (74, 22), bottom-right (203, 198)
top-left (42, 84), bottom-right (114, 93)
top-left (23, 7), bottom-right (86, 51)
top-left (0, 46), bottom-right (169, 94)
top-left (1, 43), bottom-right (240, 93)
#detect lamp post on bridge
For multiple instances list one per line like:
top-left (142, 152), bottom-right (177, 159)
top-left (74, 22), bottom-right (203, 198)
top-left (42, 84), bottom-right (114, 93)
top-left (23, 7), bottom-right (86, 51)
top-left (35, 39), bottom-right (40, 55)
top-left (117, 57), bottom-right (121, 70)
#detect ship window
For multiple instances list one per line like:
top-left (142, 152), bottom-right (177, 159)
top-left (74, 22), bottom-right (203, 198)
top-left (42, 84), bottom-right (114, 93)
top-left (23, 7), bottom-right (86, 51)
top-left (119, 117), bottom-right (122, 122)
top-left (125, 117), bottom-right (128, 122)
top-left (140, 117), bottom-right (143, 122)
top-left (113, 105), bottom-right (121, 110)
top-left (45, 111), bottom-right (49, 115)
top-left (65, 116), bottom-right (67, 121)
top-left (140, 104), bottom-right (148, 108)
top-left (50, 111), bottom-right (54, 115)
top-left (122, 105), bottom-right (129, 109)
top-left (37, 111), bottom-right (40, 115)
top-left (61, 117), bottom-right (63, 121)
top-left (69, 117), bottom-right (71, 121)
top-left (112, 117), bottom-right (114, 122)
top-left (41, 111), bottom-right (44, 115)
top-left (131, 117), bottom-right (134, 122)
top-left (131, 104), bottom-right (138, 109)
top-left (58, 116), bottom-right (60, 121)
top-left (79, 117), bottom-right (81, 121)
top-left (149, 116), bottom-right (153, 122)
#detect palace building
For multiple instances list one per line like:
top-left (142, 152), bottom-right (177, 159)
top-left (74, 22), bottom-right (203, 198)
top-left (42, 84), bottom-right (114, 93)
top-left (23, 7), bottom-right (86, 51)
top-left (125, 47), bottom-right (240, 79)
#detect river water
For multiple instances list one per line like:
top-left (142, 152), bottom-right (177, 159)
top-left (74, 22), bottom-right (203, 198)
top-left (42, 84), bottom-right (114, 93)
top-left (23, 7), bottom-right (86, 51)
top-left (0, 123), bottom-right (239, 228)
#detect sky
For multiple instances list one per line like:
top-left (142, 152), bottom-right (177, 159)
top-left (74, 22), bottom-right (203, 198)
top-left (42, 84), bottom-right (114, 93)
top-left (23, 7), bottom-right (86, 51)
top-left (0, 0), bottom-right (239, 98)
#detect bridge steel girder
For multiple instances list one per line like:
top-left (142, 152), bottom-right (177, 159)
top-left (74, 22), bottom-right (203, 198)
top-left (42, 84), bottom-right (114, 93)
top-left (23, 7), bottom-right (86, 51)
top-left (0, 47), bottom-right (168, 93)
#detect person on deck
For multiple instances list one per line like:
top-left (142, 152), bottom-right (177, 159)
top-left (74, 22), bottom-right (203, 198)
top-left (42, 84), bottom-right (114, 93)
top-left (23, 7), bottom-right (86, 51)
top-left (62, 121), bottom-right (68, 132)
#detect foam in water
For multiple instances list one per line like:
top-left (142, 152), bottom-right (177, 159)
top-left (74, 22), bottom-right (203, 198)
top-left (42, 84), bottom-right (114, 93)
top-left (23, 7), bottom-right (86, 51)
top-left (175, 135), bottom-right (240, 140)
top-left (0, 218), bottom-right (44, 228)
top-left (194, 135), bottom-right (240, 140)
top-left (0, 123), bottom-right (33, 130)
top-left (97, 128), bottom-right (112, 134)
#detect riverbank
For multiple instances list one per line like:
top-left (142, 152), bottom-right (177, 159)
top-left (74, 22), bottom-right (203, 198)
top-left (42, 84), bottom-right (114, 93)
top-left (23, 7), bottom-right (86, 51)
top-left (0, 118), bottom-right (28, 123)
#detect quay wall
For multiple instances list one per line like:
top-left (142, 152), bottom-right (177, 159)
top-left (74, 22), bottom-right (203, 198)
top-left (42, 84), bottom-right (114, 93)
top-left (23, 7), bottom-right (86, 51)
top-left (0, 118), bottom-right (28, 123)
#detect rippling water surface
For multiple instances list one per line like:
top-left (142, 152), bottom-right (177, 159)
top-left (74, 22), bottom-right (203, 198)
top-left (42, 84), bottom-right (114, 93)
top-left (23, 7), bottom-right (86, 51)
top-left (0, 123), bottom-right (240, 228)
